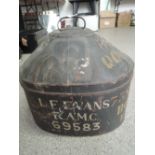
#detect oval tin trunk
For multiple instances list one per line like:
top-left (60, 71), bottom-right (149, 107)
top-left (20, 18), bottom-right (134, 136)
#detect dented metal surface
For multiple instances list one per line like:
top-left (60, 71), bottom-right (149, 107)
top-left (20, 27), bottom-right (134, 136)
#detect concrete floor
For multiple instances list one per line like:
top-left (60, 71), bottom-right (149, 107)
top-left (19, 27), bottom-right (135, 155)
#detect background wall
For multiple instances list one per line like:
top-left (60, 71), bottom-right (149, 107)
top-left (43, 0), bottom-right (135, 33)
top-left (100, 0), bottom-right (135, 12)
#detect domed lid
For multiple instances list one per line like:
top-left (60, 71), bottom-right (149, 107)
top-left (20, 17), bottom-right (134, 93)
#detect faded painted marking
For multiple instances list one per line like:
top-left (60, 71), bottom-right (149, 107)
top-left (111, 96), bottom-right (118, 100)
top-left (101, 56), bottom-right (114, 69)
top-left (117, 103), bottom-right (124, 116)
top-left (110, 52), bottom-right (121, 63)
top-left (101, 52), bottom-right (121, 69)
top-left (38, 98), bottom-right (44, 107)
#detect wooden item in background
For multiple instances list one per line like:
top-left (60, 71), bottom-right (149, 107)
top-left (99, 11), bottom-right (116, 29)
top-left (117, 12), bottom-right (132, 27)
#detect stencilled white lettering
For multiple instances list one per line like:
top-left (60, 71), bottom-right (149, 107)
top-left (37, 92), bottom-right (128, 132)
top-left (51, 121), bottom-right (101, 132)
top-left (49, 100), bottom-right (58, 109)
top-left (50, 112), bottom-right (97, 122)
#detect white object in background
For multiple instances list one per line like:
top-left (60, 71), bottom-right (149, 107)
top-left (59, 0), bottom-right (73, 16)
top-left (100, 0), bottom-right (111, 11)
top-left (47, 11), bottom-right (60, 33)
top-left (78, 15), bottom-right (98, 31)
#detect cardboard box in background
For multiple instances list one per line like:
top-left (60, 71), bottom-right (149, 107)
top-left (99, 11), bottom-right (116, 29)
top-left (117, 12), bottom-right (132, 27)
